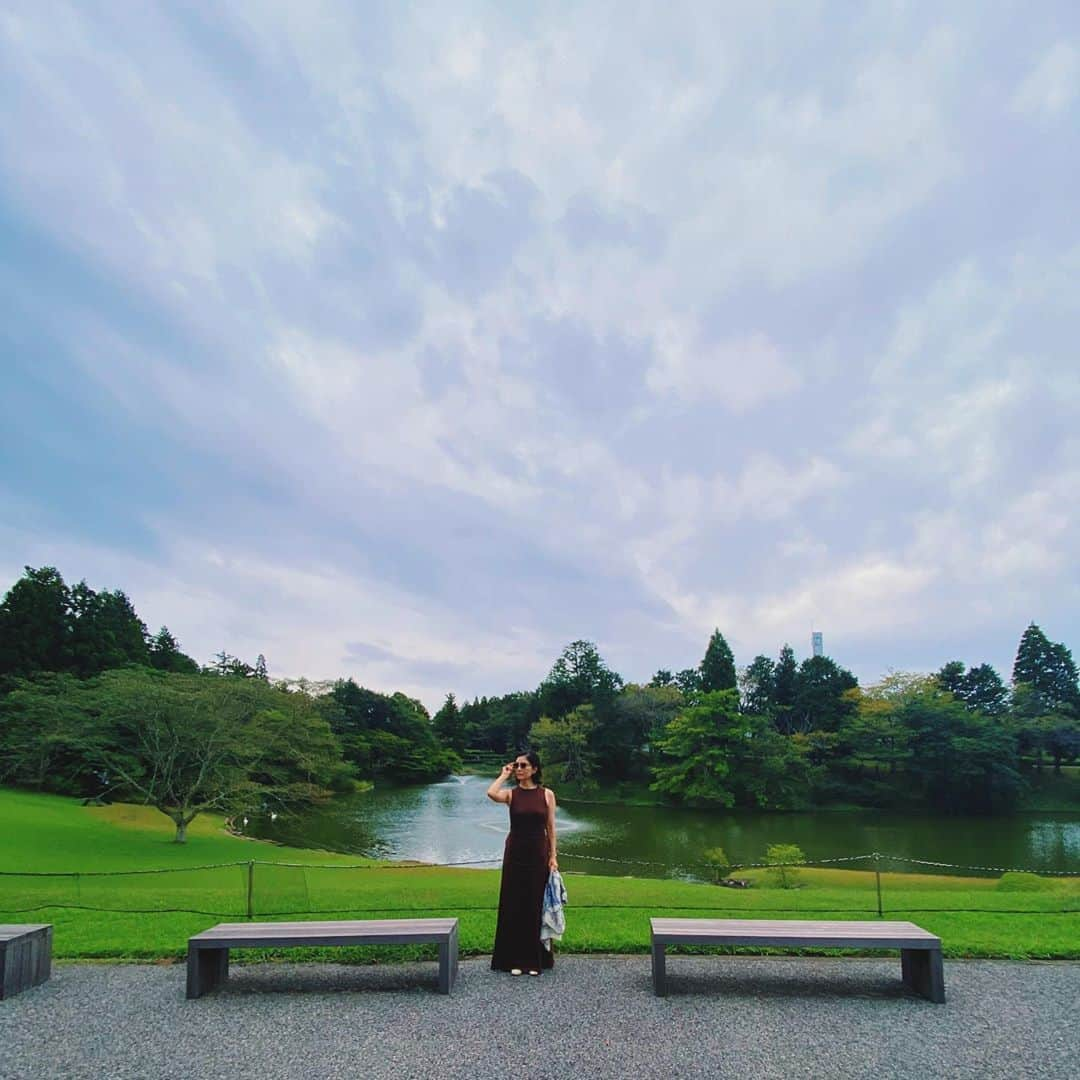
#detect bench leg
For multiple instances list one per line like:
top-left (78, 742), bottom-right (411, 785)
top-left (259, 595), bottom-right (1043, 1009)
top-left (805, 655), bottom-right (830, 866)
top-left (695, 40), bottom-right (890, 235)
top-left (652, 942), bottom-right (667, 997)
top-left (438, 926), bottom-right (458, 995)
top-left (901, 948), bottom-right (945, 1003)
top-left (187, 946), bottom-right (229, 999)
top-left (34, 927), bottom-right (53, 989)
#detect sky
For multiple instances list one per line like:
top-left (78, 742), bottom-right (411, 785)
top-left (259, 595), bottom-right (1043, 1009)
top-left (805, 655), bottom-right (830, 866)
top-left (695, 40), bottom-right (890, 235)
top-left (2, 1), bottom-right (1079, 712)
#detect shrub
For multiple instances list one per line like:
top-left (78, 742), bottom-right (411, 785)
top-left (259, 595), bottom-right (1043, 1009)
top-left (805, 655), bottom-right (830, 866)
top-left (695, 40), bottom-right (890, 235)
top-left (702, 846), bottom-right (731, 884)
top-left (996, 871), bottom-right (1055, 892)
top-left (764, 843), bottom-right (806, 889)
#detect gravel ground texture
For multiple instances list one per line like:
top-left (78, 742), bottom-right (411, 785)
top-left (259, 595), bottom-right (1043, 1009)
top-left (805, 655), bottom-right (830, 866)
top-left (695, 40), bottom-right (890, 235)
top-left (2, 956), bottom-right (1077, 1080)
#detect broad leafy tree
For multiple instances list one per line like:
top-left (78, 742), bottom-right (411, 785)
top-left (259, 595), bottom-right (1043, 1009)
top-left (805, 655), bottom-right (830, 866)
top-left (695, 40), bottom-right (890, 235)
top-left (936, 661), bottom-right (1008, 716)
top-left (650, 690), bottom-right (810, 809)
top-left (2, 669), bottom-right (352, 841)
top-left (528, 705), bottom-right (597, 784)
top-left (538, 640), bottom-right (623, 720)
top-left (789, 655), bottom-right (858, 734)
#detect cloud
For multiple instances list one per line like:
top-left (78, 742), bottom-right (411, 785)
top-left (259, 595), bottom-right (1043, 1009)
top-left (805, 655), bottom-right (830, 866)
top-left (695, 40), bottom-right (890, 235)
top-left (1013, 42), bottom-right (1079, 118)
top-left (2, 2), bottom-right (1079, 704)
top-left (648, 328), bottom-right (800, 410)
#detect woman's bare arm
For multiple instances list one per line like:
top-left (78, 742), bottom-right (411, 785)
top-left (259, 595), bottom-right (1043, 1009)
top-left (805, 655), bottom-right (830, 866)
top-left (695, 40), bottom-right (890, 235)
top-left (487, 763), bottom-right (514, 803)
top-left (545, 787), bottom-right (558, 870)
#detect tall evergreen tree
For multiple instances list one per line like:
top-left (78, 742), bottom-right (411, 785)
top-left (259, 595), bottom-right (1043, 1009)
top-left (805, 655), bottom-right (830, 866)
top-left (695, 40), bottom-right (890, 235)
top-left (433, 692), bottom-right (468, 754)
top-left (699, 629), bottom-right (737, 692)
top-left (0, 566), bottom-right (71, 678)
top-left (1012, 623), bottom-right (1079, 709)
top-left (772, 644), bottom-right (799, 733)
top-left (148, 627), bottom-right (199, 673)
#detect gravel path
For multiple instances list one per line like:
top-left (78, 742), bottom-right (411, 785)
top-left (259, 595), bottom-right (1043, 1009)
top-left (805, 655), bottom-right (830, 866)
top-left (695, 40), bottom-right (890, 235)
top-left (2, 956), bottom-right (1077, 1079)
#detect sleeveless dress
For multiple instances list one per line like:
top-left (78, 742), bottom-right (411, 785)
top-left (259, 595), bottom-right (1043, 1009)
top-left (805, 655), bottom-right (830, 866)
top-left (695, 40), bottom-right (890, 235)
top-left (491, 785), bottom-right (554, 972)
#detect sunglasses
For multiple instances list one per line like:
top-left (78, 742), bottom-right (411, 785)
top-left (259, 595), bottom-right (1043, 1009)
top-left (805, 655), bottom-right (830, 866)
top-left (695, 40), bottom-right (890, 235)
top-left (513, 762), bottom-right (532, 769)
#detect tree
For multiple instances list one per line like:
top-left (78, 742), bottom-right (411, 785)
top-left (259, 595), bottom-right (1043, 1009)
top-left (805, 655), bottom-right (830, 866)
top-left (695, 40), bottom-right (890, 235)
top-left (433, 692), bottom-right (468, 754)
top-left (527, 706), bottom-right (597, 784)
top-left (895, 677), bottom-right (1022, 812)
top-left (764, 843), bottom-right (806, 889)
top-left (537, 640), bottom-right (623, 720)
top-left (0, 566), bottom-right (71, 679)
top-left (147, 627), bottom-right (199, 674)
top-left (772, 645), bottom-right (798, 733)
top-left (674, 668), bottom-right (701, 695)
top-left (6, 669), bottom-right (351, 841)
top-left (650, 690), bottom-right (810, 809)
top-left (739, 655), bottom-right (776, 715)
top-left (649, 669), bottom-right (675, 688)
top-left (699, 629), bottom-right (736, 692)
top-left (789, 656), bottom-right (858, 735)
top-left (961, 663), bottom-right (1009, 716)
top-left (0, 674), bottom-right (102, 792)
top-left (208, 650), bottom-right (255, 679)
top-left (936, 661), bottom-right (966, 697)
top-left (609, 683), bottom-right (684, 772)
top-left (253, 654), bottom-right (269, 681)
top-left (937, 660), bottom-right (1009, 716)
top-left (702, 846), bottom-right (731, 884)
top-left (1011, 683), bottom-right (1079, 774)
top-left (321, 679), bottom-right (459, 781)
top-left (1013, 623), bottom-right (1080, 711)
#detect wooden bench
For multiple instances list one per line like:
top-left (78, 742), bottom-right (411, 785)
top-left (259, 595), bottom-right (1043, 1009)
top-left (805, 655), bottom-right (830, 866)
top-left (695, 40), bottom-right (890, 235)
top-left (187, 918), bottom-right (459, 999)
top-left (0, 925), bottom-right (52, 1000)
top-left (650, 918), bottom-right (945, 1002)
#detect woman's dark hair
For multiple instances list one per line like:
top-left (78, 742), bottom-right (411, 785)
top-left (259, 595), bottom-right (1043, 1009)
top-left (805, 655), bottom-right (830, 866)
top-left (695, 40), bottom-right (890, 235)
top-left (515, 749), bottom-right (542, 786)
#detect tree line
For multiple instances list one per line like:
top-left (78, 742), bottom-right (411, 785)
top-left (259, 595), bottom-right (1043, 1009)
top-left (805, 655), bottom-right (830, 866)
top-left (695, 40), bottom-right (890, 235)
top-left (0, 567), bottom-right (456, 839)
top-left (1, 565), bottom-right (1078, 840)
top-left (434, 627), bottom-right (1078, 814)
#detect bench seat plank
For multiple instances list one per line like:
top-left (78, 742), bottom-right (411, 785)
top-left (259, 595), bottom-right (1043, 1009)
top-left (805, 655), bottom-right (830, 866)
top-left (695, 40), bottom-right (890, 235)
top-left (187, 918), bottom-right (459, 999)
top-left (650, 918), bottom-right (944, 1003)
top-left (652, 918), bottom-right (940, 949)
top-left (190, 919), bottom-right (457, 948)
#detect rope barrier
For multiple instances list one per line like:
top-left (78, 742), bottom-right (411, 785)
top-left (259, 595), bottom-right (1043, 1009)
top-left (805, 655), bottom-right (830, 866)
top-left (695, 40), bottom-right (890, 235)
top-left (2, 851), bottom-right (1077, 876)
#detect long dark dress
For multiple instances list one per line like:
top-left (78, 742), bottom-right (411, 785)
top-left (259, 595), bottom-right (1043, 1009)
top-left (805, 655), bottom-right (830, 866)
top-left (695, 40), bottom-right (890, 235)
top-left (491, 785), bottom-right (554, 972)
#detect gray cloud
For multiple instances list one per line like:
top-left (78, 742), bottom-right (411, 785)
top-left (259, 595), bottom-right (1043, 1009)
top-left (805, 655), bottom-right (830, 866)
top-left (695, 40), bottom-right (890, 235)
top-left (2, 1), bottom-right (1079, 709)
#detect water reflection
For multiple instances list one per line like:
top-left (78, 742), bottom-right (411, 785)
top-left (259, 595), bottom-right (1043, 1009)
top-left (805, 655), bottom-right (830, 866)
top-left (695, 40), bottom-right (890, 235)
top-left (247, 775), bottom-right (1080, 881)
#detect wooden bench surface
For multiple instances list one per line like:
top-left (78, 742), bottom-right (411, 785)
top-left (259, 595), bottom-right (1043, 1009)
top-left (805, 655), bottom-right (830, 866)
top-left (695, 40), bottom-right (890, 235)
top-left (650, 919), bottom-right (941, 949)
top-left (0, 925), bottom-right (52, 942)
top-left (190, 919), bottom-right (458, 948)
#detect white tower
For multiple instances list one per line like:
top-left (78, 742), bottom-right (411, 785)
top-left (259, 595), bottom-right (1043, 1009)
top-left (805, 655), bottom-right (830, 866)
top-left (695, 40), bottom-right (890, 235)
top-left (811, 631), bottom-right (823, 658)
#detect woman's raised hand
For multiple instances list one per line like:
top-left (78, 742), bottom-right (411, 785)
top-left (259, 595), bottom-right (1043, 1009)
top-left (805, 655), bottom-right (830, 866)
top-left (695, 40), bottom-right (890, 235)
top-left (499, 761), bottom-right (514, 780)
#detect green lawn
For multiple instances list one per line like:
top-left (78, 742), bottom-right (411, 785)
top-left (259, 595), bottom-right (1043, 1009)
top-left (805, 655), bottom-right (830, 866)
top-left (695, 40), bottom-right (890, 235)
top-left (1, 788), bottom-right (1076, 961)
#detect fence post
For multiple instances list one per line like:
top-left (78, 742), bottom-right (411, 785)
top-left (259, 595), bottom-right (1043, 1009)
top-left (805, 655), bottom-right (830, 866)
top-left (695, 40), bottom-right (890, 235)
top-left (247, 861), bottom-right (255, 920)
top-left (873, 852), bottom-right (883, 917)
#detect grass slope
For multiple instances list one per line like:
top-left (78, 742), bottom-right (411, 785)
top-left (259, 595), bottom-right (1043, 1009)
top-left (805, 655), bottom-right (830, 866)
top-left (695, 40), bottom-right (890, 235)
top-left (1, 788), bottom-right (1076, 961)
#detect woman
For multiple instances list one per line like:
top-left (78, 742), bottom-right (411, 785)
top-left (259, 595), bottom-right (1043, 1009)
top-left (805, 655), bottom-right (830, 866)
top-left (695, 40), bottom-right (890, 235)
top-left (487, 750), bottom-right (558, 975)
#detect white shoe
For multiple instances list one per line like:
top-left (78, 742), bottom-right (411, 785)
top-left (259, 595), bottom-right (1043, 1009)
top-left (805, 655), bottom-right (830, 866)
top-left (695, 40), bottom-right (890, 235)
top-left (510, 968), bottom-right (523, 976)
top-left (528, 970), bottom-right (539, 977)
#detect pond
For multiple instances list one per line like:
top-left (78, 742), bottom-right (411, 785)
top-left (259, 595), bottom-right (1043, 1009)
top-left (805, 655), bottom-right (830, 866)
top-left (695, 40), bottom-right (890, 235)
top-left (244, 774), bottom-right (1080, 881)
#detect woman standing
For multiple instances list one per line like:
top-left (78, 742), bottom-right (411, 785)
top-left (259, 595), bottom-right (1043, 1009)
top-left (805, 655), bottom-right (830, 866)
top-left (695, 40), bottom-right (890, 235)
top-left (487, 751), bottom-right (558, 975)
